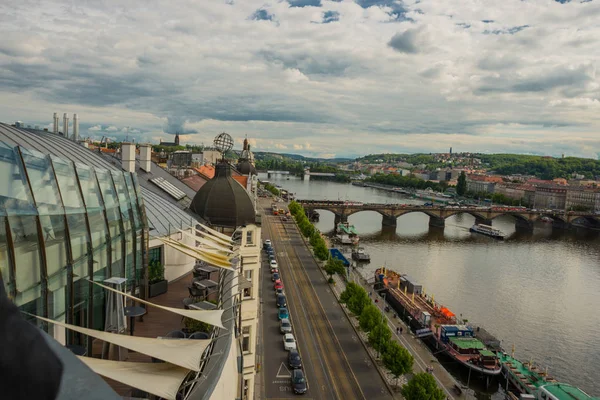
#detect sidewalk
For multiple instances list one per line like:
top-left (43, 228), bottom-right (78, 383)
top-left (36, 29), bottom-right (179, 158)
top-left (330, 270), bottom-right (467, 400)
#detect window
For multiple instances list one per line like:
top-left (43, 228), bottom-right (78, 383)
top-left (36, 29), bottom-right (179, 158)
top-left (244, 270), bottom-right (253, 281)
top-left (242, 326), bottom-right (251, 353)
top-left (246, 230), bottom-right (253, 245)
top-left (243, 379), bottom-right (249, 400)
top-left (149, 246), bottom-right (163, 264)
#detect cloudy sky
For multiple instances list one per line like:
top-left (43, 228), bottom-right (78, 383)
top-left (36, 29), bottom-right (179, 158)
top-left (1, 0), bottom-right (599, 159)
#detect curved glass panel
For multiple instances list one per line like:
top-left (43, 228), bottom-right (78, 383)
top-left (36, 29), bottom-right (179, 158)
top-left (131, 173), bottom-right (144, 204)
top-left (42, 214), bottom-right (69, 278)
top-left (111, 171), bottom-right (130, 215)
top-left (75, 163), bottom-right (104, 212)
top-left (67, 213), bottom-right (90, 264)
top-left (124, 173), bottom-right (141, 230)
top-left (8, 215), bottom-right (42, 296)
top-left (0, 142), bottom-right (36, 216)
top-left (88, 210), bottom-right (109, 250)
top-left (19, 147), bottom-right (63, 215)
top-left (95, 169), bottom-right (118, 209)
top-left (50, 156), bottom-right (85, 214)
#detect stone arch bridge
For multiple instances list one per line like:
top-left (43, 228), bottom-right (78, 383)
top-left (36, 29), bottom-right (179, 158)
top-left (298, 200), bottom-right (600, 231)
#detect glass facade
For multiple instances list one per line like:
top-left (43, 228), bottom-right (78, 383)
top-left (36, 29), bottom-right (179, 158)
top-left (0, 143), bottom-right (147, 349)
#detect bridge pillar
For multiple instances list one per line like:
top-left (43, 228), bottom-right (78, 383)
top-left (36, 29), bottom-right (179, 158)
top-left (429, 216), bottom-right (445, 228)
top-left (515, 219), bottom-right (534, 232)
top-left (334, 214), bottom-right (347, 229)
top-left (381, 215), bottom-right (397, 228)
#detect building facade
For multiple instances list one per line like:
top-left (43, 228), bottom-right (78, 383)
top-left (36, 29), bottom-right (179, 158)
top-left (533, 185), bottom-right (567, 210)
top-left (565, 187), bottom-right (600, 211)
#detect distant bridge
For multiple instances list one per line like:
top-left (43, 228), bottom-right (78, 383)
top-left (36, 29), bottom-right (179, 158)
top-left (297, 200), bottom-right (600, 231)
top-left (304, 172), bottom-right (335, 177)
top-left (266, 170), bottom-right (290, 175)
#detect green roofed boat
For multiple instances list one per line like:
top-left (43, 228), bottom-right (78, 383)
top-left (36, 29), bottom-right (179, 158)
top-left (498, 351), bottom-right (599, 400)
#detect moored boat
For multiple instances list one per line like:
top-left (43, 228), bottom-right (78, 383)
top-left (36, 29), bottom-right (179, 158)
top-left (374, 267), bottom-right (502, 377)
top-left (336, 222), bottom-right (359, 245)
top-left (470, 224), bottom-right (505, 239)
top-left (497, 351), bottom-right (557, 396)
top-left (351, 247), bottom-right (370, 262)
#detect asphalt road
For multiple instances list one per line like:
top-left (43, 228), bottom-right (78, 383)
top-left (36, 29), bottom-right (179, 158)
top-left (260, 200), bottom-right (393, 400)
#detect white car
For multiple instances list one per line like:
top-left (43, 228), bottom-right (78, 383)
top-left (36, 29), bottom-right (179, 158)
top-left (283, 333), bottom-right (297, 351)
top-left (270, 260), bottom-right (278, 269)
top-left (280, 318), bottom-right (292, 334)
top-left (264, 239), bottom-right (272, 247)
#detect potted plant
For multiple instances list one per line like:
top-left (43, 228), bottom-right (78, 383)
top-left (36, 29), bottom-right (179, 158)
top-left (148, 260), bottom-right (168, 297)
top-left (182, 317), bottom-right (213, 336)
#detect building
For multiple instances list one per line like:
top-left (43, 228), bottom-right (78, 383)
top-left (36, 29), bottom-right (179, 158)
top-left (494, 183), bottom-right (536, 205)
top-left (0, 123), bottom-right (261, 400)
top-left (533, 185), bottom-right (567, 210)
top-left (160, 132), bottom-right (180, 147)
top-left (466, 174), bottom-right (501, 193)
top-left (202, 149), bottom-right (221, 165)
top-left (565, 187), bottom-right (600, 211)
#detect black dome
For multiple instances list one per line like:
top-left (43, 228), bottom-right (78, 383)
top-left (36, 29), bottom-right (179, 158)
top-left (190, 161), bottom-right (255, 228)
top-left (236, 160), bottom-right (257, 175)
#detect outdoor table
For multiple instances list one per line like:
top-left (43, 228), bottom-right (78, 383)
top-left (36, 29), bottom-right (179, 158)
top-left (124, 306), bottom-right (146, 336)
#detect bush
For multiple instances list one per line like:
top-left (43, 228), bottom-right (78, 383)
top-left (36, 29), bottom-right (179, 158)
top-left (148, 260), bottom-right (165, 284)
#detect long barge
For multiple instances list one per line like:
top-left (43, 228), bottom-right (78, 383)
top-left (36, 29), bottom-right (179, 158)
top-left (374, 267), bottom-right (502, 380)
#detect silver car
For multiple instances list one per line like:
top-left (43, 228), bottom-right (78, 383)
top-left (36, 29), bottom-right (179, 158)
top-left (280, 318), bottom-right (292, 334)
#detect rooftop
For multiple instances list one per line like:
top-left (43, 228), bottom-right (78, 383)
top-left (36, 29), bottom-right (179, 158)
top-left (449, 337), bottom-right (486, 350)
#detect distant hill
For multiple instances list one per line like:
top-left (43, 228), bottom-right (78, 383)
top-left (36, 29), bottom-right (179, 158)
top-left (254, 151), bottom-right (353, 164)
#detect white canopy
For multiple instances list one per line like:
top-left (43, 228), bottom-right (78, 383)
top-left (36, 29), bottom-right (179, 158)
top-left (165, 235), bottom-right (230, 262)
top-left (178, 229), bottom-right (234, 254)
top-left (78, 357), bottom-right (188, 400)
top-left (197, 222), bottom-right (233, 242)
top-left (157, 237), bottom-right (234, 270)
top-left (193, 227), bottom-right (233, 248)
top-left (34, 315), bottom-right (209, 371)
top-left (90, 280), bottom-right (226, 329)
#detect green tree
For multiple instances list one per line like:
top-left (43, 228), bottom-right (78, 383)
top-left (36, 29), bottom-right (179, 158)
top-left (324, 258), bottom-right (346, 279)
top-left (347, 286), bottom-right (371, 316)
top-left (368, 321), bottom-right (392, 355)
top-left (383, 342), bottom-right (414, 387)
top-left (401, 373), bottom-right (446, 400)
top-left (456, 171), bottom-right (467, 196)
top-left (358, 304), bottom-right (381, 332)
top-left (340, 282), bottom-right (361, 305)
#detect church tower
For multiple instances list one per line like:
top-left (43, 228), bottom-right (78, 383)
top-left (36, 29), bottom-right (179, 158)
top-left (175, 132), bottom-right (180, 146)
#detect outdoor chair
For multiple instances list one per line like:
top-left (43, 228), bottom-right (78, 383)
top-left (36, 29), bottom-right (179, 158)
top-left (166, 330), bottom-right (187, 339)
top-left (183, 297), bottom-right (196, 309)
top-left (188, 332), bottom-right (209, 340)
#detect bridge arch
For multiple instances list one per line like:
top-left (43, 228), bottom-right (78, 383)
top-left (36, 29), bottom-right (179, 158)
top-left (530, 213), bottom-right (567, 224)
top-left (570, 215), bottom-right (600, 229)
top-left (442, 210), bottom-right (486, 221)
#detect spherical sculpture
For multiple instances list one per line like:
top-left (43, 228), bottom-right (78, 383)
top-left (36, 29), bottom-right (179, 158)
top-left (213, 132), bottom-right (234, 155)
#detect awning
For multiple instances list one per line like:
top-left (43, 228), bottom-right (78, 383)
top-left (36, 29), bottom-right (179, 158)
top-left (179, 229), bottom-right (234, 254)
top-left (197, 222), bottom-right (233, 242)
top-left (194, 227), bottom-right (233, 248)
top-left (78, 357), bottom-right (188, 400)
top-left (157, 237), bottom-right (233, 270)
top-left (90, 280), bottom-right (226, 329)
top-left (33, 315), bottom-right (210, 371)
top-left (166, 234), bottom-right (231, 262)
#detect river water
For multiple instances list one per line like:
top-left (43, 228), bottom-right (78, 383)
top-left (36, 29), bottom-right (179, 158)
top-left (260, 173), bottom-right (600, 397)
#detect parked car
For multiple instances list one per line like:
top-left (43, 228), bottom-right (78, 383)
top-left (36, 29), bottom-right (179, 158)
top-left (274, 280), bottom-right (284, 291)
top-left (271, 273), bottom-right (280, 282)
top-left (275, 287), bottom-right (285, 296)
top-left (280, 318), bottom-right (292, 334)
top-left (270, 260), bottom-right (278, 268)
top-left (276, 294), bottom-right (287, 307)
top-left (283, 333), bottom-right (297, 351)
top-left (263, 239), bottom-right (272, 249)
top-left (278, 307), bottom-right (289, 320)
top-left (271, 267), bottom-right (279, 274)
top-left (288, 349), bottom-right (302, 368)
top-left (291, 369), bottom-right (307, 394)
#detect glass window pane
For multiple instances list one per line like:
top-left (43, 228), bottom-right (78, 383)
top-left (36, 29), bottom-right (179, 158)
top-left (8, 215), bottom-right (42, 293)
top-left (88, 210), bottom-right (108, 250)
top-left (67, 213), bottom-right (90, 263)
top-left (131, 173), bottom-right (144, 204)
top-left (41, 214), bottom-right (68, 278)
top-left (106, 207), bottom-right (121, 239)
top-left (111, 171), bottom-right (130, 208)
top-left (95, 169), bottom-right (118, 209)
top-left (50, 156), bottom-right (85, 214)
top-left (19, 147), bottom-right (63, 215)
top-left (124, 173), bottom-right (141, 229)
top-left (74, 164), bottom-right (103, 211)
top-left (48, 269), bottom-right (68, 320)
top-left (111, 238), bottom-right (123, 277)
top-left (0, 142), bottom-right (36, 216)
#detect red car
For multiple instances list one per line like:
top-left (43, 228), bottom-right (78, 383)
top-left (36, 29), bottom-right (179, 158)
top-left (273, 280), bottom-right (284, 290)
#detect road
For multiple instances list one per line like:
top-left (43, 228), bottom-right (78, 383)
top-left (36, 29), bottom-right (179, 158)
top-left (259, 199), bottom-right (393, 400)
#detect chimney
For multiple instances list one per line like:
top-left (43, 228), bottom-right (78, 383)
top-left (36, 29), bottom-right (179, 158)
top-left (63, 113), bottom-right (69, 138)
top-left (72, 114), bottom-right (79, 141)
top-left (121, 142), bottom-right (135, 173)
top-left (139, 144), bottom-right (151, 173)
top-left (53, 113), bottom-right (59, 134)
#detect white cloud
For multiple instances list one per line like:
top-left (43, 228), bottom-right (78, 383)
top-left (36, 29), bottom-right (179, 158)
top-left (0, 0), bottom-right (599, 158)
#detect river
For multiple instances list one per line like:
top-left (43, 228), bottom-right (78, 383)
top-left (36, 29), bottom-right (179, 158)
top-left (260, 173), bottom-right (600, 397)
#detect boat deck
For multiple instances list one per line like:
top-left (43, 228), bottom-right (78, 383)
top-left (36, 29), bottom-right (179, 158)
top-left (498, 352), bottom-right (556, 394)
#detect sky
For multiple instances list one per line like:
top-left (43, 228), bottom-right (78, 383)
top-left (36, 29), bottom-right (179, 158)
top-left (1, 0), bottom-right (599, 159)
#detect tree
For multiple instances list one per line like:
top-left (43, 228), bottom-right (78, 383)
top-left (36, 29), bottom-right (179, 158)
top-left (324, 258), bottom-right (346, 279)
top-left (368, 321), bottom-right (392, 355)
top-left (340, 282), bottom-right (361, 305)
top-left (383, 342), bottom-right (414, 387)
top-left (359, 304), bottom-right (381, 332)
top-left (347, 286), bottom-right (370, 316)
top-left (401, 373), bottom-right (446, 400)
top-left (456, 171), bottom-right (467, 196)
top-left (313, 242), bottom-right (329, 261)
